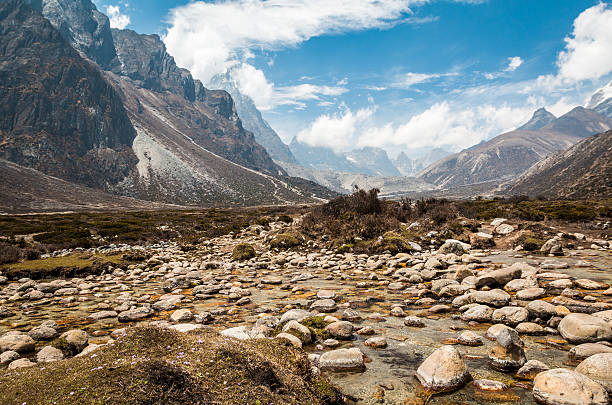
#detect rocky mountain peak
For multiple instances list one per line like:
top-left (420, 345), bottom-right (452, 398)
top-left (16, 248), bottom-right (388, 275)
top-left (517, 107), bottom-right (556, 131)
top-left (587, 80), bottom-right (612, 119)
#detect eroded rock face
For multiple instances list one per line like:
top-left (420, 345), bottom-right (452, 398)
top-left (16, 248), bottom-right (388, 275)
top-left (558, 313), bottom-right (612, 343)
top-left (533, 368), bottom-right (608, 405)
top-left (415, 345), bottom-right (471, 392)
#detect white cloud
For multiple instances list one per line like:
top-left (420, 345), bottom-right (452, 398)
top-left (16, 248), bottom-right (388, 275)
top-left (393, 72), bottom-right (457, 88)
top-left (106, 5), bottom-right (130, 29)
top-left (505, 56), bottom-right (523, 72)
top-left (364, 85), bottom-right (388, 91)
top-left (557, 3), bottom-right (612, 81)
top-left (164, 0), bottom-right (429, 85)
top-left (296, 106), bottom-right (375, 151)
top-left (231, 63), bottom-right (347, 110)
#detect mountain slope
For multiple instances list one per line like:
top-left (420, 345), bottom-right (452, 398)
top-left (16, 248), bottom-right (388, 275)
top-left (587, 80), bottom-right (612, 119)
top-left (344, 147), bottom-right (401, 177)
top-left (507, 131), bottom-right (612, 199)
top-left (517, 108), bottom-right (556, 131)
top-left (419, 107), bottom-right (612, 188)
top-left (0, 0), bottom-right (137, 190)
top-left (209, 76), bottom-right (298, 164)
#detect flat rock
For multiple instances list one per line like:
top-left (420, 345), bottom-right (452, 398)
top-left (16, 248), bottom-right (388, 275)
top-left (319, 348), bottom-right (365, 371)
top-left (570, 343), bottom-right (612, 360)
top-left (533, 368), bottom-right (608, 405)
top-left (558, 313), bottom-right (612, 343)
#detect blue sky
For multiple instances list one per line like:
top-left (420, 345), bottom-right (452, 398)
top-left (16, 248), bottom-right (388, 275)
top-left (95, 0), bottom-right (612, 157)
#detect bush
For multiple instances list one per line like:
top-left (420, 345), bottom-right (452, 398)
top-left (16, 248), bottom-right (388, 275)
top-left (231, 243), bottom-right (256, 261)
top-left (277, 215), bottom-right (294, 224)
top-left (373, 232), bottom-right (414, 255)
top-left (0, 244), bottom-right (20, 265)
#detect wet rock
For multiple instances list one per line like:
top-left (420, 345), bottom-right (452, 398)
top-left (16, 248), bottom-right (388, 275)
top-left (515, 322), bottom-right (546, 335)
top-left (516, 359), bottom-right (549, 379)
top-left (558, 313), bottom-right (612, 343)
top-left (458, 331), bottom-right (483, 346)
top-left (404, 316), bottom-right (425, 327)
top-left (0, 306), bottom-right (14, 318)
top-left (570, 343), bottom-right (612, 360)
top-left (319, 348), bottom-right (365, 371)
top-left (526, 300), bottom-right (558, 319)
top-left (261, 276), bottom-right (282, 285)
top-left (549, 279), bottom-right (574, 289)
top-left (488, 326), bottom-right (526, 371)
top-left (462, 304), bottom-right (494, 322)
top-left (28, 326), bottom-right (58, 341)
top-left (475, 267), bottom-right (522, 288)
top-left (88, 310), bottom-right (118, 321)
top-left (516, 287), bottom-right (546, 300)
top-left (364, 337), bottom-right (387, 348)
top-left (415, 345), bottom-right (471, 392)
top-left (473, 379), bottom-right (507, 391)
top-left (0, 332), bottom-right (35, 353)
top-left (152, 295), bottom-right (182, 311)
top-left (533, 368), bottom-right (607, 405)
top-left (355, 326), bottom-right (375, 336)
top-left (541, 238), bottom-right (564, 256)
top-left (325, 321), bottom-right (354, 340)
top-left (492, 306), bottom-right (529, 326)
top-left (118, 307), bottom-right (153, 322)
top-left (282, 320), bottom-right (312, 344)
top-left (310, 299), bottom-right (337, 313)
top-left (36, 346), bottom-right (64, 363)
top-left (575, 353), bottom-right (612, 392)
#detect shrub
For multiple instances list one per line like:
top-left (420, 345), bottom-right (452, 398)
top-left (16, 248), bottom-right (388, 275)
top-left (373, 232), bottom-right (414, 255)
top-left (269, 233), bottom-right (302, 250)
top-left (231, 243), bottom-right (256, 261)
top-left (0, 244), bottom-right (20, 265)
top-left (277, 215), bottom-right (293, 224)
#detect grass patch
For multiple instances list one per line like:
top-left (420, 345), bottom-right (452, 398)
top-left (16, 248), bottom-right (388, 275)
top-left (269, 232), bottom-right (303, 250)
top-left (232, 243), bottom-right (256, 261)
top-left (0, 253), bottom-right (127, 280)
top-left (0, 327), bottom-right (343, 405)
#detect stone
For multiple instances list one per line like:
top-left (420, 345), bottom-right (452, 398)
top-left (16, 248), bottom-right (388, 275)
top-left (310, 299), bottom-right (337, 313)
top-left (0, 350), bottom-right (19, 364)
top-left (169, 324), bottom-right (204, 333)
top-left (276, 332), bottom-right (302, 348)
top-left (169, 308), bottom-right (193, 323)
top-left (516, 360), bottom-right (549, 379)
top-left (570, 343), bottom-right (612, 360)
top-left (504, 278), bottom-right (539, 292)
top-left (325, 321), bottom-right (354, 340)
top-left (280, 309), bottom-right (311, 324)
top-left (355, 326), bottom-right (375, 336)
top-left (88, 310), bottom-right (118, 321)
top-left (475, 267), bottom-right (522, 288)
top-left (488, 326), bottom-right (526, 371)
top-left (220, 326), bottom-right (251, 340)
top-left (364, 337), bottom-right (387, 348)
top-left (0, 333), bottom-right (35, 353)
top-left (469, 289), bottom-right (511, 307)
top-left (390, 306), bottom-right (406, 317)
top-left (516, 287), bottom-right (546, 300)
top-left (118, 307), bottom-right (153, 322)
top-left (473, 379), bottom-right (508, 391)
top-left (438, 239), bottom-right (470, 255)
top-left (59, 329), bottom-right (89, 353)
top-left (36, 346), bottom-right (64, 363)
top-left (457, 331), bottom-right (483, 346)
top-left (558, 313), bottom-right (612, 343)
top-left (492, 306), bottom-right (529, 326)
top-left (541, 238), bottom-right (563, 256)
top-left (152, 295), bottom-right (182, 311)
top-left (319, 348), bottom-right (365, 371)
top-left (282, 320), bottom-right (312, 344)
top-left (8, 358), bottom-right (35, 369)
top-left (404, 316), bottom-right (425, 327)
top-left (317, 290), bottom-right (336, 299)
top-left (261, 276), bottom-right (282, 285)
top-left (415, 345), bottom-right (471, 392)
top-left (462, 304), bottom-right (494, 322)
top-left (526, 300), bottom-right (558, 319)
top-left (575, 279), bottom-right (608, 290)
top-left (575, 353), bottom-right (612, 392)
top-left (533, 368), bottom-right (607, 405)
top-left (28, 326), bottom-right (58, 341)
top-left (515, 322), bottom-right (545, 335)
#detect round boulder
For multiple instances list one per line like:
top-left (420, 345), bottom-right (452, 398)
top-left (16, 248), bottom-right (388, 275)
top-left (533, 368), bottom-right (608, 405)
top-left (415, 345), bottom-right (471, 392)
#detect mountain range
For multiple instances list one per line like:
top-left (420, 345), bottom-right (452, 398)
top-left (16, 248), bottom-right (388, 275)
top-left (0, 0), bottom-right (333, 209)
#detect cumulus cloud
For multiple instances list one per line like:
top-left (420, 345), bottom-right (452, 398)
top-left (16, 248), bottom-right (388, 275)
top-left (106, 5), bottom-right (130, 29)
top-left (505, 56), bottom-right (523, 72)
top-left (296, 106), bottom-right (375, 151)
top-left (557, 3), bottom-right (612, 81)
top-left (164, 0), bottom-right (426, 85)
top-left (232, 63), bottom-right (347, 110)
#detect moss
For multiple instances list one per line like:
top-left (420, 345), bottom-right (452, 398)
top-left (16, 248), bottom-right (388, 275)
top-left (269, 232), bottom-right (302, 249)
top-left (0, 327), bottom-right (343, 405)
top-left (0, 253), bottom-right (126, 280)
top-left (277, 214), bottom-right (294, 224)
top-left (516, 233), bottom-right (547, 251)
top-left (300, 316), bottom-right (332, 341)
top-left (231, 243), bottom-right (256, 261)
top-left (374, 231), bottom-right (414, 255)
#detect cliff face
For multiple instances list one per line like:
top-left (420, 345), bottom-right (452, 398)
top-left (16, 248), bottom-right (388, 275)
top-left (0, 0), bottom-right (137, 190)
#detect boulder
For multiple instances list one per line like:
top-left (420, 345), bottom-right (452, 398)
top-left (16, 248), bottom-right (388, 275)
top-left (576, 353), bottom-right (612, 392)
top-left (0, 333), bottom-right (35, 353)
top-left (415, 345), bottom-right (471, 392)
top-left (570, 343), bottom-right (612, 360)
top-left (282, 320), bottom-right (312, 344)
top-left (324, 321), bottom-right (353, 340)
top-left (36, 346), bottom-right (64, 363)
top-left (492, 306), bottom-right (529, 326)
top-left (475, 267), bottom-right (522, 288)
top-left (516, 360), bottom-right (549, 379)
top-left (462, 305), bottom-right (494, 322)
top-left (438, 239), bottom-right (470, 255)
top-left (533, 368), bottom-right (607, 405)
top-left (558, 313), bottom-right (612, 343)
top-left (59, 329), bottom-right (89, 353)
top-left (488, 326), bottom-right (526, 371)
top-left (319, 348), bottom-right (365, 371)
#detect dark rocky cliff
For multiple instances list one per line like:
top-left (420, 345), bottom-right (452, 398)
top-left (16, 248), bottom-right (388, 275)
top-left (0, 0), bottom-right (137, 190)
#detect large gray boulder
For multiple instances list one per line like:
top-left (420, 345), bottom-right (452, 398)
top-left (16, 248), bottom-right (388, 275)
top-left (415, 345), bottom-right (471, 392)
top-left (0, 332), bottom-right (35, 354)
top-left (318, 348), bottom-right (365, 371)
top-left (558, 313), bottom-right (612, 343)
top-left (576, 353), bottom-right (612, 392)
top-left (533, 368), bottom-right (608, 405)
